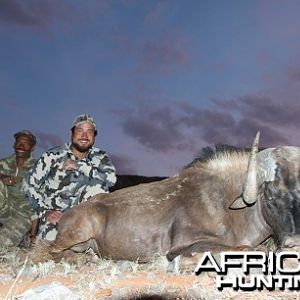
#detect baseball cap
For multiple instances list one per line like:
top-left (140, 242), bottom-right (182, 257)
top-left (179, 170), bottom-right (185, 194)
top-left (14, 130), bottom-right (37, 145)
top-left (72, 114), bottom-right (97, 132)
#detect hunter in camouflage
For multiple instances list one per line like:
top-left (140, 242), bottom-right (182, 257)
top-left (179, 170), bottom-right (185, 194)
top-left (0, 130), bottom-right (36, 247)
top-left (24, 114), bottom-right (116, 241)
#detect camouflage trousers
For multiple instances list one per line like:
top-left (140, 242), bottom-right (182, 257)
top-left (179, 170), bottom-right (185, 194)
top-left (0, 181), bottom-right (32, 247)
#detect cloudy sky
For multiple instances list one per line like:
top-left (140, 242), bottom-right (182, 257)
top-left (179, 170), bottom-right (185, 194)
top-left (1, 0), bottom-right (300, 176)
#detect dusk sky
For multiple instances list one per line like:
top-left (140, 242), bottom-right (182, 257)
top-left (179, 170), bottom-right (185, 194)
top-left (1, 0), bottom-right (300, 176)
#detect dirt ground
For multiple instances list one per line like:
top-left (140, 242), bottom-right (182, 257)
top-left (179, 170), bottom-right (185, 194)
top-left (0, 246), bottom-right (300, 300)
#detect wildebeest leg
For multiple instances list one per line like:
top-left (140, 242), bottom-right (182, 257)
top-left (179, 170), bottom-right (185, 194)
top-left (166, 235), bottom-right (230, 273)
top-left (49, 203), bottom-right (107, 257)
top-left (167, 239), bottom-right (236, 261)
top-left (167, 240), bottom-right (258, 273)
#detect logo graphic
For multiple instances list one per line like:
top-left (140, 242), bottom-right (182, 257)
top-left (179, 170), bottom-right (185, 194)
top-left (195, 251), bottom-right (300, 290)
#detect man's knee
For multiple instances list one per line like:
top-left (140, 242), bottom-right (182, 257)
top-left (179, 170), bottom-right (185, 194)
top-left (0, 233), bottom-right (14, 247)
top-left (0, 226), bottom-right (24, 246)
top-left (2, 216), bottom-right (31, 237)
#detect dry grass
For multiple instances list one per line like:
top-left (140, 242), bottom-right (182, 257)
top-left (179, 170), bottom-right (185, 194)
top-left (0, 239), bottom-right (299, 299)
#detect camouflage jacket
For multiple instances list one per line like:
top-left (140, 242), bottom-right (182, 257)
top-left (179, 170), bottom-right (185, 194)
top-left (24, 143), bottom-right (116, 218)
top-left (0, 154), bottom-right (36, 203)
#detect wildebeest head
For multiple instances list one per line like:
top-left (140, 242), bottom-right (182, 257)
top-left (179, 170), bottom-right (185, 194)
top-left (231, 132), bottom-right (300, 249)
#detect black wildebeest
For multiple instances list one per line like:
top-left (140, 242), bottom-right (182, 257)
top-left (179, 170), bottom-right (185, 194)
top-left (48, 132), bottom-right (300, 264)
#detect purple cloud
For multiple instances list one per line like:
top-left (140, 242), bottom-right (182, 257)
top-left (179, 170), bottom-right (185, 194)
top-left (113, 104), bottom-right (192, 152)
top-left (0, 0), bottom-right (74, 29)
top-left (213, 94), bottom-right (300, 130)
top-left (182, 96), bottom-right (293, 147)
top-left (178, 102), bottom-right (235, 129)
top-left (113, 91), bottom-right (298, 155)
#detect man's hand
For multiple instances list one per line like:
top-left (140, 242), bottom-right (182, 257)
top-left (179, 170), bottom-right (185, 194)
top-left (63, 159), bottom-right (77, 171)
top-left (1, 175), bottom-right (17, 186)
top-left (46, 210), bottom-right (63, 224)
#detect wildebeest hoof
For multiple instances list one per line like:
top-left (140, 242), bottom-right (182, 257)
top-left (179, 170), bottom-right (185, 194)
top-left (166, 256), bottom-right (181, 273)
top-left (167, 253), bottom-right (209, 274)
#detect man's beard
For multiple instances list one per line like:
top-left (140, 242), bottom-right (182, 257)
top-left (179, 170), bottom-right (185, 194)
top-left (15, 150), bottom-right (31, 158)
top-left (71, 142), bottom-right (92, 153)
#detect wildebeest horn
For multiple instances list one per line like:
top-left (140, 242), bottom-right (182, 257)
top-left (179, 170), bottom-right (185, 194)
top-left (242, 131), bottom-right (260, 205)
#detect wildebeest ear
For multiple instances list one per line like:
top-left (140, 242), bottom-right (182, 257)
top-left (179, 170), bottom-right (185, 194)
top-left (229, 196), bottom-right (248, 209)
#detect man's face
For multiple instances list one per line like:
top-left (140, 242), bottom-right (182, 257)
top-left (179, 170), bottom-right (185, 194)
top-left (14, 135), bottom-right (35, 157)
top-left (71, 122), bottom-right (96, 153)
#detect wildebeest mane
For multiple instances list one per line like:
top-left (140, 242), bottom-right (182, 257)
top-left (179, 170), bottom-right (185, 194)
top-left (185, 143), bottom-right (250, 169)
